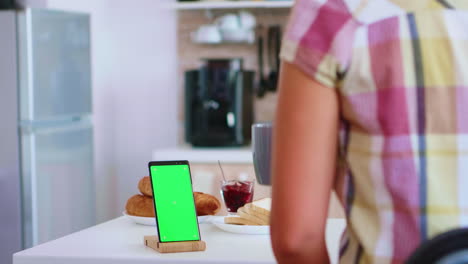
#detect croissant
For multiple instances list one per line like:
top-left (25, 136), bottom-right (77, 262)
top-left (125, 194), bottom-right (155, 217)
top-left (132, 176), bottom-right (221, 217)
top-left (194, 192), bottom-right (221, 216)
top-left (138, 176), bottom-right (153, 197)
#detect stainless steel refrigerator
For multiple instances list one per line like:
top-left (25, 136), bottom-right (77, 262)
top-left (0, 8), bottom-right (95, 264)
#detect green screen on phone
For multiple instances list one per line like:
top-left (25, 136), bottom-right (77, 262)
top-left (149, 164), bottom-right (200, 242)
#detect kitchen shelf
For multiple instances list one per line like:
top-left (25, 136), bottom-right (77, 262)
top-left (174, 1), bottom-right (293, 10)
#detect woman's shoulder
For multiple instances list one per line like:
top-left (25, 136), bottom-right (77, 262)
top-left (281, 0), bottom-right (455, 88)
top-left (345, 0), bottom-right (459, 25)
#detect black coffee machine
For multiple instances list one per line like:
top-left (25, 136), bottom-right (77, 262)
top-left (185, 58), bottom-right (254, 147)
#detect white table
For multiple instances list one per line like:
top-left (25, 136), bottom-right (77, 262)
top-left (13, 216), bottom-right (346, 264)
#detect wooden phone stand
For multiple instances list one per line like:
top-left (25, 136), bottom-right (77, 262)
top-left (144, 236), bottom-right (206, 253)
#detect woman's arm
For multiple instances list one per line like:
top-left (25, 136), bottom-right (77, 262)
top-left (270, 62), bottom-right (340, 264)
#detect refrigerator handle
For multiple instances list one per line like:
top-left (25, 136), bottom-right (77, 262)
top-left (19, 115), bottom-right (93, 135)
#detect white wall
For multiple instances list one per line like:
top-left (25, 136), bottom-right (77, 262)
top-left (42, 0), bottom-right (178, 222)
top-left (106, 0), bottom-right (178, 215)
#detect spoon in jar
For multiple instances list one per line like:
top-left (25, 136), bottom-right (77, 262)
top-left (218, 160), bottom-right (227, 182)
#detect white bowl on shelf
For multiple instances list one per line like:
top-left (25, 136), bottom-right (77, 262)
top-left (191, 24), bottom-right (222, 44)
top-left (220, 28), bottom-right (255, 43)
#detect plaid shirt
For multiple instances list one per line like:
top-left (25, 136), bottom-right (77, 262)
top-left (281, 0), bottom-right (468, 263)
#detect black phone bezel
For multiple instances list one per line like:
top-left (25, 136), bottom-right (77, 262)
top-left (147, 160), bottom-right (201, 243)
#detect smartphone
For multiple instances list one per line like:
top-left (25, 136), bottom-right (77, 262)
top-left (148, 160), bottom-right (200, 243)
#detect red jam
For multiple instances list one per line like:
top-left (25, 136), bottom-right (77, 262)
top-left (221, 180), bottom-right (254, 213)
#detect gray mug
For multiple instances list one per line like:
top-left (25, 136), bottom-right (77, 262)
top-left (252, 122), bottom-right (273, 185)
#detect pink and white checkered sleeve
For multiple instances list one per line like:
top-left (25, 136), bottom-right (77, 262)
top-left (280, 0), bottom-right (360, 88)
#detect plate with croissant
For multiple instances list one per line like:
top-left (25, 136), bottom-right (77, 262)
top-left (123, 211), bottom-right (156, 226)
top-left (124, 177), bottom-right (222, 226)
top-left (122, 211), bottom-right (214, 226)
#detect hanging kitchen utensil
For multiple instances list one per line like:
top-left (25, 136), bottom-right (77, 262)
top-left (256, 25), bottom-right (268, 98)
top-left (267, 25), bottom-right (282, 92)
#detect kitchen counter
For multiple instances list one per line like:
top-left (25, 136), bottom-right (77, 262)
top-left (13, 216), bottom-right (346, 264)
top-left (152, 146), bottom-right (253, 164)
